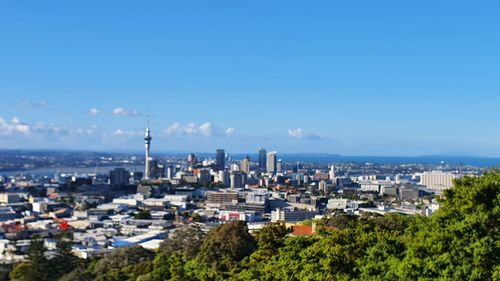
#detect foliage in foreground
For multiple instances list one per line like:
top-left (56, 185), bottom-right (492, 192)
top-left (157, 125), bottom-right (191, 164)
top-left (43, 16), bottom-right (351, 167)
top-left (9, 171), bottom-right (500, 281)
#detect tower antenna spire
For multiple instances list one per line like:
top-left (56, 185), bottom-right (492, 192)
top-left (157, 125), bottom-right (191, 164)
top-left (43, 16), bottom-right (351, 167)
top-left (144, 115), bottom-right (152, 180)
top-left (146, 105), bottom-right (150, 128)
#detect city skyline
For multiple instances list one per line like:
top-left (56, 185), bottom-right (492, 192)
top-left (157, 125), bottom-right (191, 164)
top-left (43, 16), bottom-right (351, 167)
top-left (1, 1), bottom-right (500, 156)
top-left (0, 2), bottom-right (498, 279)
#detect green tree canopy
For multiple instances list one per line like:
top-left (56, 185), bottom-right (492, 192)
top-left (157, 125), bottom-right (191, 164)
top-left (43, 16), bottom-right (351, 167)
top-left (196, 221), bottom-right (256, 279)
top-left (159, 224), bottom-right (206, 261)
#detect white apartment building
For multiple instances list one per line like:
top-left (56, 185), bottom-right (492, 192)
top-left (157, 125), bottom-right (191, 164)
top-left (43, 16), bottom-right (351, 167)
top-left (419, 171), bottom-right (459, 191)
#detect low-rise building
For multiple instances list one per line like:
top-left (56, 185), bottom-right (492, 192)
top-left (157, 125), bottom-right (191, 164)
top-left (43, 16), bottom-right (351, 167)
top-left (271, 208), bottom-right (319, 223)
top-left (206, 191), bottom-right (238, 208)
top-left (327, 199), bottom-right (348, 210)
top-left (0, 193), bottom-right (20, 204)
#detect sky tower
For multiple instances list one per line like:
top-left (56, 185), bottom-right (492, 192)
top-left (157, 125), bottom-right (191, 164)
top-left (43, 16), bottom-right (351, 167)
top-left (144, 123), bottom-right (152, 179)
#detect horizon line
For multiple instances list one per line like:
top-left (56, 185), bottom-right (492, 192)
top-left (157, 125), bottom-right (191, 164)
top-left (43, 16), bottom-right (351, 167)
top-left (0, 148), bottom-right (499, 159)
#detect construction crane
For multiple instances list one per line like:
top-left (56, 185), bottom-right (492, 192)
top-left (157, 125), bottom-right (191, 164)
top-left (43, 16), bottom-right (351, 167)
top-left (49, 214), bottom-right (70, 231)
top-left (54, 218), bottom-right (69, 231)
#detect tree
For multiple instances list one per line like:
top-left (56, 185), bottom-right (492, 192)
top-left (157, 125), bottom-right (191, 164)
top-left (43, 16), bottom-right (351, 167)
top-left (9, 263), bottom-right (33, 281)
top-left (196, 221), bottom-right (256, 279)
top-left (11, 234), bottom-right (85, 281)
top-left (50, 233), bottom-right (81, 279)
top-left (148, 253), bottom-right (171, 281)
top-left (0, 264), bottom-right (12, 281)
top-left (10, 237), bottom-right (49, 281)
top-left (396, 171), bottom-right (500, 280)
top-left (320, 210), bottom-right (358, 230)
top-left (159, 224), bottom-right (206, 261)
top-left (57, 267), bottom-right (93, 281)
top-left (134, 209), bottom-right (152, 220)
top-left (169, 252), bottom-right (185, 281)
top-left (250, 222), bottom-right (290, 262)
top-left (191, 213), bottom-right (202, 222)
top-left (91, 246), bottom-right (155, 279)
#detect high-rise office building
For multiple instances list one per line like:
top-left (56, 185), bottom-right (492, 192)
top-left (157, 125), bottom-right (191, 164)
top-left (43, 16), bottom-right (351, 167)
top-left (165, 165), bottom-right (174, 180)
top-left (230, 172), bottom-right (243, 188)
top-left (187, 153), bottom-right (197, 170)
top-left (110, 168), bottom-right (130, 186)
top-left (240, 155), bottom-right (250, 174)
top-left (216, 149), bottom-right (225, 171)
top-left (277, 159), bottom-right (283, 174)
top-left (218, 170), bottom-right (230, 186)
top-left (304, 175), bottom-right (310, 184)
top-left (329, 165), bottom-right (336, 180)
top-left (258, 148), bottom-right (267, 170)
top-left (267, 151), bottom-right (277, 175)
top-left (230, 163), bottom-right (240, 172)
top-left (149, 159), bottom-right (161, 179)
top-left (319, 180), bottom-right (328, 193)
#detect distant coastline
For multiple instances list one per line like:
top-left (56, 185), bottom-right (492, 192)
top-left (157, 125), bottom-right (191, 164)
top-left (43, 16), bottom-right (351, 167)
top-left (0, 150), bottom-right (499, 175)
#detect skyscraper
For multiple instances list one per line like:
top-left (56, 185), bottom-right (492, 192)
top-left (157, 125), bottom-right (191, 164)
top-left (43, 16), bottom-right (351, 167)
top-left (328, 165), bottom-right (335, 181)
top-left (187, 153), bottom-right (197, 170)
top-left (144, 126), bottom-right (152, 179)
top-left (110, 168), bottom-right (130, 186)
top-left (258, 148), bottom-right (267, 170)
top-left (218, 170), bottom-right (230, 186)
top-left (267, 151), bottom-right (277, 175)
top-left (165, 165), bottom-right (174, 180)
top-left (277, 159), bottom-right (283, 174)
top-left (216, 149), bottom-right (225, 171)
top-left (230, 172), bottom-right (243, 188)
top-left (240, 155), bottom-right (250, 174)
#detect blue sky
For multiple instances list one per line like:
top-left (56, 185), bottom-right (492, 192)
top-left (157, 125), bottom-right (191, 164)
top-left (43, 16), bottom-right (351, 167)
top-left (1, 1), bottom-right (499, 156)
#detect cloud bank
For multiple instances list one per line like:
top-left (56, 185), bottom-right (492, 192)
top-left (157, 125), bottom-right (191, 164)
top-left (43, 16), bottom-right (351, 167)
top-left (288, 128), bottom-right (325, 140)
top-left (112, 107), bottom-right (141, 117)
top-left (165, 122), bottom-right (235, 137)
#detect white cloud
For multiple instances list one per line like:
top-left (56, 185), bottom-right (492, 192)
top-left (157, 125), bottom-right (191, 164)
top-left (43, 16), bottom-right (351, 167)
top-left (112, 108), bottom-right (126, 115)
top-left (74, 127), bottom-right (95, 136)
top-left (0, 117), bottom-right (31, 135)
top-left (31, 121), bottom-right (68, 135)
top-left (16, 124), bottom-right (30, 134)
top-left (164, 122), bottom-right (234, 137)
top-left (199, 122), bottom-right (213, 137)
top-left (165, 122), bottom-right (183, 135)
top-left (288, 128), bottom-right (325, 140)
top-left (225, 127), bottom-right (235, 136)
top-left (112, 129), bottom-right (142, 137)
top-left (112, 107), bottom-right (141, 117)
top-left (0, 116), bottom-right (103, 141)
top-left (185, 123), bottom-right (198, 135)
top-left (112, 129), bottom-right (126, 136)
top-left (89, 108), bottom-right (100, 115)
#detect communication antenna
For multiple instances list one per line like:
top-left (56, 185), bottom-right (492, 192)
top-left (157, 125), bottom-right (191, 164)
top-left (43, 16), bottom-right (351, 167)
top-left (146, 105), bottom-right (151, 128)
top-left (94, 161), bottom-right (99, 178)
